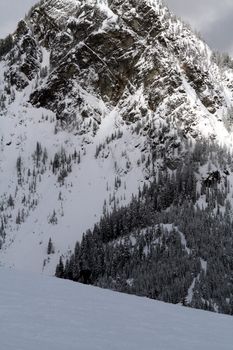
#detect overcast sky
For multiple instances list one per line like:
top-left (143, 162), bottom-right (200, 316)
top-left (0, 0), bottom-right (233, 55)
top-left (166, 0), bottom-right (233, 55)
top-left (0, 0), bottom-right (38, 39)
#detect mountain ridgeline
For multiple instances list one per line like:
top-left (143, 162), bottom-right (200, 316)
top-left (1, 0), bottom-right (233, 315)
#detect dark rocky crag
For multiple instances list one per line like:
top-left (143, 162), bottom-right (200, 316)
top-left (2, 0), bottom-right (231, 136)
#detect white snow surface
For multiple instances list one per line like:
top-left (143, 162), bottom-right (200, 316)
top-left (0, 100), bottom-right (146, 273)
top-left (1, 268), bottom-right (233, 350)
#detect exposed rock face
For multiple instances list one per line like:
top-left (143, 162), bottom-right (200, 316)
top-left (2, 0), bottom-right (232, 138)
top-left (5, 20), bottom-right (42, 90)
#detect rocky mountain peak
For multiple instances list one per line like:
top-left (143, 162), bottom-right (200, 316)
top-left (10, 0), bottom-right (227, 141)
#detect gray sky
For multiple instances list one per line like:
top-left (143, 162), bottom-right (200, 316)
top-left (0, 0), bottom-right (233, 55)
top-left (166, 0), bottom-right (233, 55)
top-left (0, 0), bottom-right (38, 38)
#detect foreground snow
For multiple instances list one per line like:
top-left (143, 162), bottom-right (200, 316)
top-left (0, 269), bottom-right (233, 350)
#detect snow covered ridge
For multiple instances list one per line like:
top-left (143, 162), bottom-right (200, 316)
top-left (1, 268), bottom-right (233, 350)
top-left (16, 0), bottom-right (233, 140)
top-left (1, 0), bottom-right (233, 281)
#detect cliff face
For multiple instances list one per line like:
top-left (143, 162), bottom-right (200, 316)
top-left (3, 0), bottom-right (233, 137)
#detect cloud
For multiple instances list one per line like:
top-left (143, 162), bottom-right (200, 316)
top-left (203, 9), bottom-right (233, 53)
top-left (165, 0), bottom-right (233, 55)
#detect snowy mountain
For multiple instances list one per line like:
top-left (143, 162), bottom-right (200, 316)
top-left (1, 0), bottom-right (233, 314)
top-left (1, 267), bottom-right (233, 350)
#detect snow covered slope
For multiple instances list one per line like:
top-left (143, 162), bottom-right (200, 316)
top-left (1, 0), bottom-right (233, 274)
top-left (1, 268), bottom-right (233, 350)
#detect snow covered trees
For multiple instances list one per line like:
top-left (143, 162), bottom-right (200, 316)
top-left (0, 35), bottom-right (14, 58)
top-left (55, 257), bottom-right (64, 278)
top-left (47, 238), bottom-right (55, 255)
top-left (56, 140), bottom-right (233, 315)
